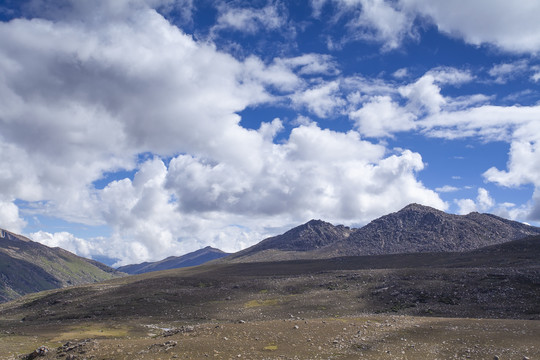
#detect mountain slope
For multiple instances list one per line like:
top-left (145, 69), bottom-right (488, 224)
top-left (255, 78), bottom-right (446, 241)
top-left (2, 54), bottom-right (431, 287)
top-left (117, 246), bottom-right (231, 274)
top-left (0, 228), bottom-right (124, 303)
top-left (224, 219), bottom-right (353, 263)
top-left (320, 203), bottom-right (540, 257)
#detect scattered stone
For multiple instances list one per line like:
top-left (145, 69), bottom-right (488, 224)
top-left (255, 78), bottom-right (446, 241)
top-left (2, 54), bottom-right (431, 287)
top-left (494, 356), bottom-right (500, 360)
top-left (238, 320), bottom-right (246, 324)
top-left (163, 325), bottom-right (195, 337)
top-left (294, 325), bottom-right (299, 329)
top-left (22, 346), bottom-right (49, 360)
top-left (148, 340), bottom-right (177, 352)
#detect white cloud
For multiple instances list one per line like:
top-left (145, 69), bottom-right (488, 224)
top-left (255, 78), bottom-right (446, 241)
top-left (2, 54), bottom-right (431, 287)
top-left (426, 67), bottom-right (473, 85)
top-left (351, 0), bottom-right (414, 51)
top-left (435, 185), bottom-right (459, 193)
top-left (393, 68), bottom-right (408, 79)
top-left (488, 60), bottom-right (529, 84)
top-left (213, 3), bottom-right (287, 34)
top-left (318, 0), bottom-right (414, 51)
top-left (277, 54), bottom-right (340, 76)
top-left (317, 0), bottom-right (540, 54)
top-left (476, 188), bottom-right (494, 210)
top-left (30, 231), bottom-right (103, 259)
top-left (344, 67), bottom-right (540, 223)
top-left (0, 200), bottom-right (26, 233)
top-left (290, 80), bottom-right (345, 118)
top-left (399, 74), bottom-right (446, 114)
top-left (454, 187), bottom-right (494, 215)
top-left (531, 66), bottom-right (540, 83)
top-left (0, 0), bottom-right (302, 225)
top-left (349, 95), bottom-right (416, 137)
top-left (455, 198), bottom-right (477, 215)
top-left (400, 0), bottom-right (540, 54)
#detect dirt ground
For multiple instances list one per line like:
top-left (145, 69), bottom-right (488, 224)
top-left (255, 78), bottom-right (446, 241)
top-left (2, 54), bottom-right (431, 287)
top-left (1, 314), bottom-right (539, 360)
top-left (1, 256), bottom-right (539, 359)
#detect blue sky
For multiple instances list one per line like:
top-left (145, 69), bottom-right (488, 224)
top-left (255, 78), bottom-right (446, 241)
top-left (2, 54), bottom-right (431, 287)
top-left (1, 0), bottom-right (540, 266)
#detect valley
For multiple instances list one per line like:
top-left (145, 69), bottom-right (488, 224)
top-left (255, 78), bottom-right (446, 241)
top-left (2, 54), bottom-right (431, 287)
top-left (1, 238), bottom-right (539, 359)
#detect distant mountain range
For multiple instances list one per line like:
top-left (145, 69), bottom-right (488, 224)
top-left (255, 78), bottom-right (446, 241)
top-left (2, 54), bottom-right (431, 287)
top-left (224, 204), bottom-right (540, 262)
top-left (117, 246), bottom-right (230, 274)
top-left (2, 203), bottom-right (540, 302)
top-left (0, 228), bottom-right (124, 303)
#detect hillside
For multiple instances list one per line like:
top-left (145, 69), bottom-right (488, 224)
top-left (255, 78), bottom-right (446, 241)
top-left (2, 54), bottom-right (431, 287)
top-left (0, 228), bottom-right (124, 303)
top-left (226, 204), bottom-right (540, 262)
top-left (0, 235), bottom-right (539, 359)
top-left (117, 246), bottom-right (230, 274)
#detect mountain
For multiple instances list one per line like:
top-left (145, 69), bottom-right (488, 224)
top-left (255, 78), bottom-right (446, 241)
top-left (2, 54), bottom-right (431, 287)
top-left (117, 246), bottom-right (231, 274)
top-left (224, 219), bottom-right (353, 263)
top-left (224, 204), bottom-right (540, 263)
top-left (0, 228), bottom-right (124, 303)
top-left (321, 203), bottom-right (540, 257)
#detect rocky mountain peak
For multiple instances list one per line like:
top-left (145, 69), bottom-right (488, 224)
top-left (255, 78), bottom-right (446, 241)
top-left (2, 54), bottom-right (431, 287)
top-left (326, 204), bottom-right (540, 256)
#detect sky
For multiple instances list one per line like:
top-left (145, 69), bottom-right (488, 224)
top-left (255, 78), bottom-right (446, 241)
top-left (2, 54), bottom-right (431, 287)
top-left (1, 0), bottom-right (540, 266)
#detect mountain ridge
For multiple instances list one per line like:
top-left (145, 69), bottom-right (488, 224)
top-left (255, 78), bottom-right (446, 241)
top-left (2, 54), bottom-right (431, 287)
top-left (0, 228), bottom-right (125, 303)
top-left (117, 246), bottom-right (231, 274)
top-left (224, 204), bottom-right (540, 263)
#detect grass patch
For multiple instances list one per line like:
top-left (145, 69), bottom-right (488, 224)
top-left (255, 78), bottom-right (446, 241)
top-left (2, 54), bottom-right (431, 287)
top-left (244, 299), bottom-right (279, 308)
top-left (51, 325), bottom-right (129, 342)
top-left (263, 344), bottom-right (278, 351)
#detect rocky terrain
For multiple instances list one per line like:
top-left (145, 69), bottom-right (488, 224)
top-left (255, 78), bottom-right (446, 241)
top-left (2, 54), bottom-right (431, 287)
top-left (118, 246), bottom-right (230, 274)
top-left (0, 228), bottom-right (124, 303)
top-left (1, 235), bottom-right (539, 359)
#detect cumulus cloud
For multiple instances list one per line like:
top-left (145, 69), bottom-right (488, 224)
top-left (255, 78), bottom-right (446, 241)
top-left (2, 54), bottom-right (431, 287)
top-left (314, 0), bottom-right (540, 54)
top-left (350, 0), bottom-right (414, 51)
top-left (0, 0), bottom-right (306, 222)
top-left (349, 95), bottom-right (416, 137)
top-left (401, 0), bottom-right (540, 54)
top-left (455, 187), bottom-right (494, 215)
top-left (290, 80), bottom-right (345, 118)
top-left (346, 67), bottom-right (540, 223)
top-left (7, 0), bottom-right (540, 266)
top-left (0, 0), bottom-right (450, 267)
top-left (89, 123), bottom-right (444, 264)
top-left (0, 200), bottom-right (26, 233)
top-left (30, 231), bottom-right (103, 259)
top-left (311, 0), bottom-right (415, 51)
